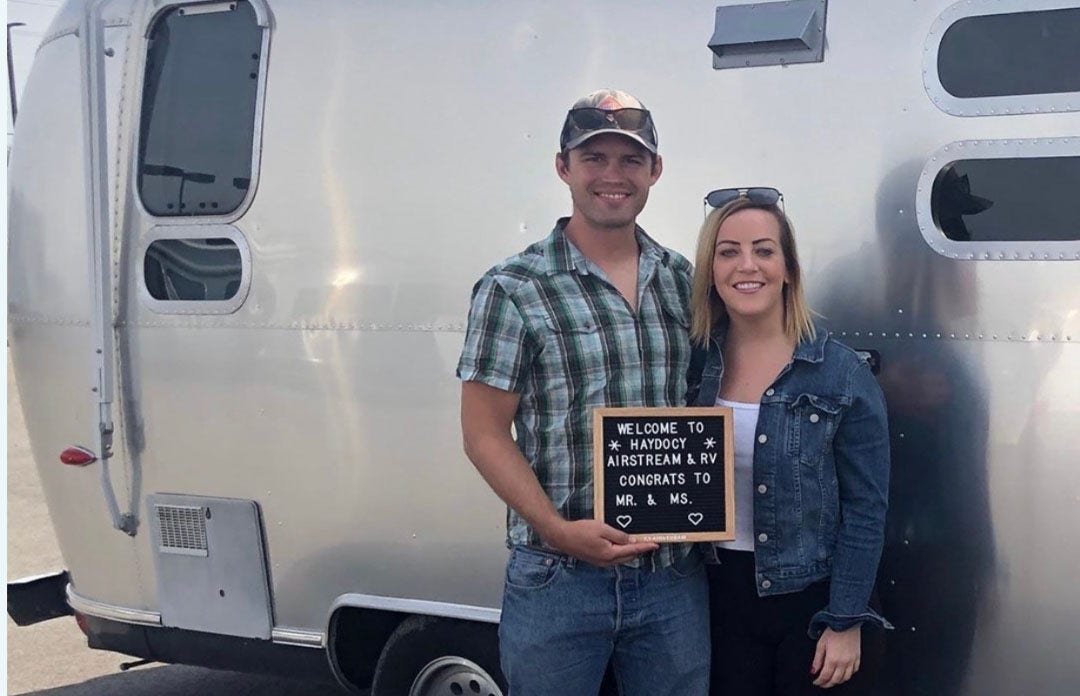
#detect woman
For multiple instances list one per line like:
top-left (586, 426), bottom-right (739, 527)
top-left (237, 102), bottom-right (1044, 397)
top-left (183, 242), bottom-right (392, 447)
top-left (686, 189), bottom-right (891, 695)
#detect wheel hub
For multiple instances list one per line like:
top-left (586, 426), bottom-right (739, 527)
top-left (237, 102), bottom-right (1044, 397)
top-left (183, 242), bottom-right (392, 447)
top-left (409, 656), bottom-right (504, 696)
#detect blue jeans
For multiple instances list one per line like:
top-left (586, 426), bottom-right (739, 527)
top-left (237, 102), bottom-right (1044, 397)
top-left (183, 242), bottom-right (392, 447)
top-left (499, 545), bottom-right (710, 696)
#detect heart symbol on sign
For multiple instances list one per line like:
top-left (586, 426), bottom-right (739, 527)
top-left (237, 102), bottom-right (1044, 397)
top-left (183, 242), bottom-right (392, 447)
top-left (688, 513), bottom-right (704, 526)
top-left (616, 515), bottom-right (633, 529)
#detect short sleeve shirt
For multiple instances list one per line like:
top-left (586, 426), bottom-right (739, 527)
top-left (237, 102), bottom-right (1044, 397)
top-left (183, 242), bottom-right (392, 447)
top-left (457, 219), bottom-right (693, 568)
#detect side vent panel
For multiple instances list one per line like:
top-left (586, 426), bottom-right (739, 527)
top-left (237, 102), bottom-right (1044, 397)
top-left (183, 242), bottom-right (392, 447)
top-left (147, 494), bottom-right (272, 639)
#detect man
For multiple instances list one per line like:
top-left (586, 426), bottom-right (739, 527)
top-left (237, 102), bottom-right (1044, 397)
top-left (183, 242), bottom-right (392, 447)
top-left (457, 89), bottom-right (709, 695)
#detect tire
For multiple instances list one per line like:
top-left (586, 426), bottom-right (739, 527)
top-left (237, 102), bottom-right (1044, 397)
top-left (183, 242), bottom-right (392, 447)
top-left (370, 615), bottom-right (506, 696)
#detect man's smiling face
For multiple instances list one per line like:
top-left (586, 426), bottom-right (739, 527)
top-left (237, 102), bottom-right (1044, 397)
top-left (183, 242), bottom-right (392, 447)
top-left (556, 133), bottom-right (662, 233)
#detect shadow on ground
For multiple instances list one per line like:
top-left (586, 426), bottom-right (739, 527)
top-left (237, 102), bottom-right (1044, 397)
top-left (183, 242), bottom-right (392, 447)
top-left (14, 664), bottom-right (355, 696)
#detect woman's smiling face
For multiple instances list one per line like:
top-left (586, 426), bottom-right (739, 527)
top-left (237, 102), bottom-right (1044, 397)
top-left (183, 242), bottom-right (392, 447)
top-left (712, 207), bottom-right (789, 325)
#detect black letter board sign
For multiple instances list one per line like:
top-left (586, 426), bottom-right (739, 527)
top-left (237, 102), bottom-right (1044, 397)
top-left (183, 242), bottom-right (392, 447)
top-left (593, 407), bottom-right (734, 543)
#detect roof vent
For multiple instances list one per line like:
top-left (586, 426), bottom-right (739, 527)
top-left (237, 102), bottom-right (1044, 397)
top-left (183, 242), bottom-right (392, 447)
top-left (709, 0), bottom-right (828, 70)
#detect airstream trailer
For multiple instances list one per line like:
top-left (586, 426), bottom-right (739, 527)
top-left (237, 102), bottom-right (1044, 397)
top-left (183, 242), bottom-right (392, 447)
top-left (8, 1), bottom-right (1080, 694)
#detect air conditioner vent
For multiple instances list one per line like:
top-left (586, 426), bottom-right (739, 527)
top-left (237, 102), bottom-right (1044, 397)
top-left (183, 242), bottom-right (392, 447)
top-left (155, 504), bottom-right (209, 556)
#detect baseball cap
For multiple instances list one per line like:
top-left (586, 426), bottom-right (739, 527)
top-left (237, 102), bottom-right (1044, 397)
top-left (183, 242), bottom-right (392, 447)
top-left (559, 89), bottom-right (658, 154)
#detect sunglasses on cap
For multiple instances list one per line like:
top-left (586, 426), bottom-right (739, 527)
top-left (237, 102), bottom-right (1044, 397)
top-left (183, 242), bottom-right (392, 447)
top-left (567, 107), bottom-right (652, 131)
top-left (561, 108), bottom-right (658, 152)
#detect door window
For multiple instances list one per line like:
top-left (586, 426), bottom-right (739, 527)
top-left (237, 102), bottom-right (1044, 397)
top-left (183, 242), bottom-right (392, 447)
top-left (137, 1), bottom-right (264, 217)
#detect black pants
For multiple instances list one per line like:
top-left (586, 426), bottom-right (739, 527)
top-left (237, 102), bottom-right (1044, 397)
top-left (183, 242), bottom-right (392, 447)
top-left (708, 549), bottom-right (885, 696)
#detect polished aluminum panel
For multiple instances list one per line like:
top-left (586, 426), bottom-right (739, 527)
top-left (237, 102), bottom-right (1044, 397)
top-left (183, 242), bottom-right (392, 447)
top-left (9, 14), bottom-right (149, 610)
top-left (8, 2), bottom-right (1080, 694)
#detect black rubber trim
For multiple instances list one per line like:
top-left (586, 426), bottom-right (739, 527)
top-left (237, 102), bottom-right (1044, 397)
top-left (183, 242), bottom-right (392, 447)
top-left (79, 614), bottom-right (337, 684)
top-left (7, 571), bottom-right (73, 626)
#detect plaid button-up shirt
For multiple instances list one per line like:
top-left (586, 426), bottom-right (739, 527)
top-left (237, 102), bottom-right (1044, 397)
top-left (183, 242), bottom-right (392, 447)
top-left (457, 219), bottom-right (694, 568)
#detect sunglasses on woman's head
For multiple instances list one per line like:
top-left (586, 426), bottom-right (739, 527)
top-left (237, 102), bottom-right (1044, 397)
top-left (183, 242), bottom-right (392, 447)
top-left (704, 187), bottom-right (783, 210)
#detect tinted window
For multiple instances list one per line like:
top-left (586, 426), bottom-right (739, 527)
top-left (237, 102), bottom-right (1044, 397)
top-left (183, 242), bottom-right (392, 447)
top-left (931, 158), bottom-right (1080, 242)
top-left (144, 238), bottom-right (242, 301)
top-left (138, 1), bottom-right (262, 216)
top-left (938, 9), bottom-right (1080, 98)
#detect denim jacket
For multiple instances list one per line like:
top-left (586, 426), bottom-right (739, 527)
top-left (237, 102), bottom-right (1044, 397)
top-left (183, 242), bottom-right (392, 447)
top-left (687, 324), bottom-right (892, 637)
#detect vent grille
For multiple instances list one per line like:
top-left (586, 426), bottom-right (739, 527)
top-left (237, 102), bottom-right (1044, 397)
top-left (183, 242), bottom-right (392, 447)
top-left (155, 504), bottom-right (209, 556)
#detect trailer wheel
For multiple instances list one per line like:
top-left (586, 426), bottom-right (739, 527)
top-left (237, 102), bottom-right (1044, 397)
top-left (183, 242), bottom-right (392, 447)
top-left (370, 615), bottom-right (506, 696)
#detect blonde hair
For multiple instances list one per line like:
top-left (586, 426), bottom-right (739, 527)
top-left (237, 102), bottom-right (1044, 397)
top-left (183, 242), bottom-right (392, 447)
top-left (689, 197), bottom-right (816, 346)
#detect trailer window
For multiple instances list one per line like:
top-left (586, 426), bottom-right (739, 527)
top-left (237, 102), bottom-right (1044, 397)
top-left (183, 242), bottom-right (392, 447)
top-left (931, 157), bottom-right (1080, 243)
top-left (938, 8), bottom-right (1080, 99)
top-left (144, 238), bottom-right (243, 301)
top-left (137, 1), bottom-right (264, 217)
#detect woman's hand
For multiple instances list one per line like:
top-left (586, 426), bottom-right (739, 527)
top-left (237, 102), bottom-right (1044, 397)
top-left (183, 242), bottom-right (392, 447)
top-left (811, 625), bottom-right (861, 688)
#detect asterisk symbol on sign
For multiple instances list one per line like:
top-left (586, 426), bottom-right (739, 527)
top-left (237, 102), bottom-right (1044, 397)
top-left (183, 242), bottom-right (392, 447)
top-left (609, 441), bottom-right (621, 451)
top-left (704, 437), bottom-right (716, 449)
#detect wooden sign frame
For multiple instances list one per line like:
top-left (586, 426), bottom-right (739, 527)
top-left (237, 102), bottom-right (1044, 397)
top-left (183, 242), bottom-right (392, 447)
top-left (593, 406), bottom-right (735, 543)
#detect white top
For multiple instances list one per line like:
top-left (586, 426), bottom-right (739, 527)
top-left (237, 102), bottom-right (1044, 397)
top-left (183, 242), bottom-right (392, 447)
top-left (714, 397), bottom-right (760, 552)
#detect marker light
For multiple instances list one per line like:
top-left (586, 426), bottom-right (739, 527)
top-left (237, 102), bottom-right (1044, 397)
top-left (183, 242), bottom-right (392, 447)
top-left (60, 446), bottom-right (97, 466)
top-left (74, 611), bottom-right (90, 636)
